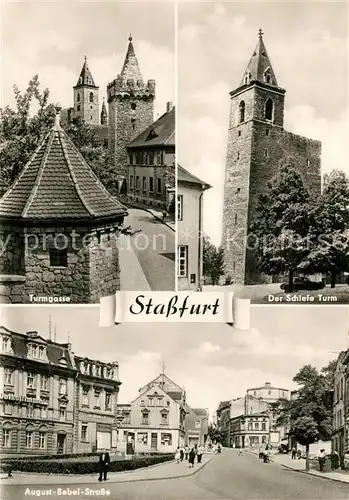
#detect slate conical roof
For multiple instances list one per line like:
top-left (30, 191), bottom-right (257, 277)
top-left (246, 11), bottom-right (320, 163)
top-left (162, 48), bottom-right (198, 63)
top-left (0, 108), bottom-right (127, 222)
top-left (120, 35), bottom-right (143, 82)
top-left (240, 29), bottom-right (278, 87)
top-left (75, 56), bottom-right (97, 88)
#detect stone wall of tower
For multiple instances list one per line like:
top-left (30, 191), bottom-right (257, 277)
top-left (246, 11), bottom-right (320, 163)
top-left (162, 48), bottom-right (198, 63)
top-left (222, 119), bottom-right (253, 285)
top-left (108, 95), bottom-right (154, 181)
top-left (222, 125), bottom-right (322, 285)
top-left (74, 86), bottom-right (99, 125)
top-left (222, 85), bottom-right (321, 285)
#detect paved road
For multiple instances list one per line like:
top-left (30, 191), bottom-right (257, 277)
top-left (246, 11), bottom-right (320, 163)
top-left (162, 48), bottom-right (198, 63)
top-left (124, 208), bottom-right (175, 291)
top-left (3, 449), bottom-right (349, 500)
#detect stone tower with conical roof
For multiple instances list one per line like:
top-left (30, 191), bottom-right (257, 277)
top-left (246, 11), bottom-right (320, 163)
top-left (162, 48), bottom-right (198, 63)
top-left (0, 107), bottom-right (127, 304)
top-left (222, 29), bottom-right (321, 285)
top-left (107, 35), bottom-right (155, 193)
top-left (73, 56), bottom-right (99, 125)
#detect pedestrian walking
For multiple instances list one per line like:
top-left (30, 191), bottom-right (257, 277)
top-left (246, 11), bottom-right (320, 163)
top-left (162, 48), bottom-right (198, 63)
top-left (318, 449), bottom-right (326, 472)
top-left (238, 447), bottom-right (243, 456)
top-left (180, 447), bottom-right (184, 462)
top-left (291, 447), bottom-right (297, 460)
top-left (259, 446), bottom-right (264, 459)
top-left (98, 449), bottom-right (110, 482)
top-left (297, 449), bottom-right (301, 460)
top-left (263, 447), bottom-right (270, 463)
top-left (175, 447), bottom-right (181, 463)
top-left (184, 445), bottom-right (189, 460)
top-left (197, 445), bottom-right (204, 464)
top-left (188, 447), bottom-right (196, 468)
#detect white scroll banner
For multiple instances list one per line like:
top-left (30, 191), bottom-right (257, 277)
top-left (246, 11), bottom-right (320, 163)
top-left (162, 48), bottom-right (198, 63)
top-left (99, 292), bottom-right (251, 330)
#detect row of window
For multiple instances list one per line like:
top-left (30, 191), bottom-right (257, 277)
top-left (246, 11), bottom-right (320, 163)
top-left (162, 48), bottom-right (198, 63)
top-left (77, 92), bottom-right (95, 103)
top-left (141, 412), bottom-right (169, 425)
top-left (238, 98), bottom-right (274, 124)
top-left (4, 369), bottom-right (67, 394)
top-left (128, 151), bottom-right (164, 166)
top-left (81, 386), bottom-right (112, 410)
top-left (3, 404), bottom-right (67, 421)
top-left (140, 398), bottom-right (170, 408)
top-left (129, 175), bottom-right (162, 194)
top-left (2, 429), bottom-right (47, 449)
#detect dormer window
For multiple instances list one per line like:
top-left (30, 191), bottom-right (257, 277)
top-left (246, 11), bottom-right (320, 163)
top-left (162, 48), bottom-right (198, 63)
top-left (264, 68), bottom-right (272, 84)
top-left (239, 101), bottom-right (245, 123)
top-left (147, 129), bottom-right (157, 141)
top-left (2, 337), bottom-right (11, 353)
top-left (59, 357), bottom-right (67, 366)
top-left (131, 103), bottom-right (137, 110)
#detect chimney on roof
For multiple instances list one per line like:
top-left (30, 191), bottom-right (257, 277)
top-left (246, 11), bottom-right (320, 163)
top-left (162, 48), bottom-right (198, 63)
top-left (166, 101), bottom-right (173, 113)
top-left (26, 331), bottom-right (38, 338)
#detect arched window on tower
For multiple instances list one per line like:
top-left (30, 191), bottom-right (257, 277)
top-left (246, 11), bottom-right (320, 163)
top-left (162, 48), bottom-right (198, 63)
top-left (265, 98), bottom-right (273, 121)
top-left (77, 93), bottom-right (80, 102)
top-left (239, 101), bottom-right (245, 123)
top-left (89, 92), bottom-right (94, 103)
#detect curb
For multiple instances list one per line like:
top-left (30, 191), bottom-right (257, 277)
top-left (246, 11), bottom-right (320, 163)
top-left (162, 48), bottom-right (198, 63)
top-left (274, 460), bottom-right (349, 485)
top-left (2, 458), bottom-right (211, 486)
top-left (128, 204), bottom-right (175, 232)
top-left (247, 451), bottom-right (349, 486)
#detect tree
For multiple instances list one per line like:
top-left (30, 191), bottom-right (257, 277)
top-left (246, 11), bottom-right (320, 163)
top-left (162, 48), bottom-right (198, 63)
top-left (208, 423), bottom-right (224, 444)
top-left (203, 236), bottom-right (225, 285)
top-left (250, 165), bottom-right (313, 292)
top-left (0, 76), bottom-right (114, 196)
top-left (274, 363), bottom-right (334, 471)
top-left (0, 75), bottom-right (56, 195)
top-left (291, 416), bottom-right (319, 471)
top-left (299, 170), bottom-right (349, 287)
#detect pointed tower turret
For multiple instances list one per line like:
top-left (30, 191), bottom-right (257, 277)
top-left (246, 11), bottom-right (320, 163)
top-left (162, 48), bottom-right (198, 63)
top-left (240, 29), bottom-right (278, 87)
top-left (101, 98), bottom-right (108, 125)
top-left (73, 55), bottom-right (99, 125)
top-left (120, 35), bottom-right (143, 82)
top-left (107, 35), bottom-right (155, 192)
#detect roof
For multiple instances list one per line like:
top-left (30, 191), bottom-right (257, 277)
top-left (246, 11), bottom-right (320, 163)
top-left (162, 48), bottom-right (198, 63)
top-left (239, 30), bottom-right (279, 88)
top-left (120, 35), bottom-right (143, 82)
top-left (128, 107), bottom-right (175, 148)
top-left (177, 165), bottom-right (211, 189)
top-left (192, 408), bottom-right (208, 417)
top-left (0, 326), bottom-right (74, 370)
top-left (217, 400), bottom-right (231, 411)
top-left (247, 384), bottom-right (289, 392)
top-left (0, 109), bottom-right (127, 222)
top-left (75, 56), bottom-right (97, 88)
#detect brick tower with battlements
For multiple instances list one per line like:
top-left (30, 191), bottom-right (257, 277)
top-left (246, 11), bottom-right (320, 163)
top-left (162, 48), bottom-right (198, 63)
top-left (222, 29), bottom-right (322, 285)
top-left (107, 35), bottom-right (155, 192)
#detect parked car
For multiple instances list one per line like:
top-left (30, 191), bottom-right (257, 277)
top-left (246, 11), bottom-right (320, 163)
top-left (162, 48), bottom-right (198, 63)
top-left (280, 277), bottom-right (325, 293)
top-left (278, 444), bottom-right (289, 454)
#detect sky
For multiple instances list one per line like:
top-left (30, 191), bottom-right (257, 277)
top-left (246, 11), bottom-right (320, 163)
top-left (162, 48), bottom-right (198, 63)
top-left (2, 304), bottom-right (348, 420)
top-left (1, 1), bottom-right (175, 119)
top-left (178, 1), bottom-right (349, 245)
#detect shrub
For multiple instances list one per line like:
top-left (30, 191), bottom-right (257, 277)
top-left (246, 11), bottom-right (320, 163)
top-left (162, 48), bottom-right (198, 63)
top-left (2, 452), bottom-right (100, 462)
top-left (2, 453), bottom-right (175, 474)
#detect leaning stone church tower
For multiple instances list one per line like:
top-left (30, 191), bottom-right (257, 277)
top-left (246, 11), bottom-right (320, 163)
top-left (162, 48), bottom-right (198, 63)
top-left (222, 29), bottom-right (321, 285)
top-left (107, 35), bottom-right (155, 192)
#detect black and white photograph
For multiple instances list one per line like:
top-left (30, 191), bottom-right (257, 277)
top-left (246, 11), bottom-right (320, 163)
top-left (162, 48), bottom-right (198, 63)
top-left (1, 305), bottom-right (349, 499)
top-left (178, 2), bottom-right (349, 303)
top-left (0, 1), bottom-right (176, 304)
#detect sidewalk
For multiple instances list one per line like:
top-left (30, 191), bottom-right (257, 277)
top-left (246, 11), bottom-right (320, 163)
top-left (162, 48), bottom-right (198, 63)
top-left (128, 202), bottom-right (175, 232)
top-left (119, 235), bottom-right (151, 291)
top-left (272, 453), bottom-right (349, 484)
top-left (1, 456), bottom-right (211, 486)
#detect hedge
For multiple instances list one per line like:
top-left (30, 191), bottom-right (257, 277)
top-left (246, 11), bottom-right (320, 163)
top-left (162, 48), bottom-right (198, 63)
top-left (3, 452), bottom-right (99, 462)
top-left (2, 453), bottom-right (175, 474)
